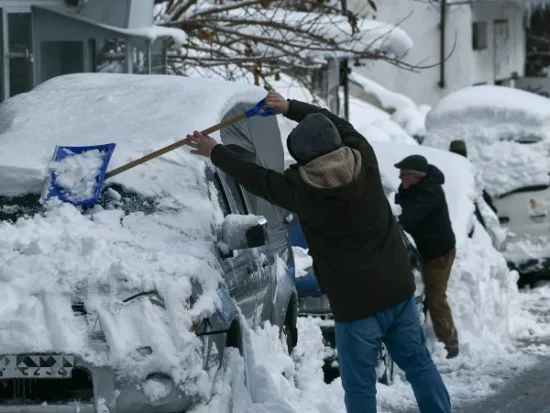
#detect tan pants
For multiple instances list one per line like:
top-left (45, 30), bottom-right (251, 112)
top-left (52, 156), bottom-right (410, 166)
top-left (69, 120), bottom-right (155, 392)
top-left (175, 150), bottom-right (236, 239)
top-left (422, 248), bottom-right (459, 351)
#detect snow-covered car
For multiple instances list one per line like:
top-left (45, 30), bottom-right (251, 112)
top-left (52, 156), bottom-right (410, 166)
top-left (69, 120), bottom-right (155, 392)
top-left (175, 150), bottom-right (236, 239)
top-left (423, 85), bottom-right (550, 283)
top-left (287, 212), bottom-right (423, 385)
top-left (0, 74), bottom-right (298, 412)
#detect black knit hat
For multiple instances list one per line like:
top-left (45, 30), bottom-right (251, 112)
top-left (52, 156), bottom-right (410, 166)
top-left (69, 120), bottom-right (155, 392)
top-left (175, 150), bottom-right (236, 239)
top-left (394, 154), bottom-right (429, 173)
top-left (287, 113), bottom-right (342, 165)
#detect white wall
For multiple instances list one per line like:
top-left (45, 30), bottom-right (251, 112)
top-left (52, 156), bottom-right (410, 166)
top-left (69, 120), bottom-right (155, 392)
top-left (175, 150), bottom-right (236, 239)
top-left (471, 1), bottom-right (525, 84)
top-left (347, 0), bottom-right (526, 106)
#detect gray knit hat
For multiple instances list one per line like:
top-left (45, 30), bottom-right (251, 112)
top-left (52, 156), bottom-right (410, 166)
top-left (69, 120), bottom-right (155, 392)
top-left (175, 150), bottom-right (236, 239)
top-left (287, 113), bottom-right (342, 165)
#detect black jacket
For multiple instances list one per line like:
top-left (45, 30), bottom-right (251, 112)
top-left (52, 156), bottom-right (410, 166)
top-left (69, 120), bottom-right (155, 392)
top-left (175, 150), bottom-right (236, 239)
top-left (211, 100), bottom-right (415, 322)
top-left (395, 165), bottom-right (456, 261)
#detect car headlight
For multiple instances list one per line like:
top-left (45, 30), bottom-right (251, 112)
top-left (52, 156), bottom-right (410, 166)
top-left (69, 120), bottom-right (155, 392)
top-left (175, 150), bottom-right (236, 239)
top-left (142, 373), bottom-right (174, 406)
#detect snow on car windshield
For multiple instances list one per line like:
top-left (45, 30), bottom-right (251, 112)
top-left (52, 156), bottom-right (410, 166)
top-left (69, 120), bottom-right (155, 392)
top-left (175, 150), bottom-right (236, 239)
top-left (0, 73), bottom-right (267, 392)
top-left (424, 85), bottom-right (550, 196)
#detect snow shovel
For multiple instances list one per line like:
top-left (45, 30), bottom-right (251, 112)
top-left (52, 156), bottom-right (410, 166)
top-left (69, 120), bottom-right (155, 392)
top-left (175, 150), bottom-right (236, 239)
top-left (40, 98), bottom-right (276, 207)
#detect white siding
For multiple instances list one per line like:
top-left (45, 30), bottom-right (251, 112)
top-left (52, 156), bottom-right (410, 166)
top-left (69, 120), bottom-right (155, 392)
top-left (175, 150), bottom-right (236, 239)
top-left (347, 0), bottom-right (526, 106)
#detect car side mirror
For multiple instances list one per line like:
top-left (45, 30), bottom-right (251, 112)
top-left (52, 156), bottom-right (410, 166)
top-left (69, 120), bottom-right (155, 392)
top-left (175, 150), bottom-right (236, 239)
top-left (219, 214), bottom-right (268, 257)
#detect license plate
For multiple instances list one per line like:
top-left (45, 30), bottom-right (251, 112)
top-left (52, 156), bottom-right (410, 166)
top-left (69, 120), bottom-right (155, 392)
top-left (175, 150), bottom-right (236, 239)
top-left (0, 355), bottom-right (75, 379)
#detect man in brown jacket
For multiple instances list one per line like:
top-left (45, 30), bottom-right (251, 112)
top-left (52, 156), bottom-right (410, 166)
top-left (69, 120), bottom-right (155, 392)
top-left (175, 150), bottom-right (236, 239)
top-left (185, 91), bottom-right (451, 413)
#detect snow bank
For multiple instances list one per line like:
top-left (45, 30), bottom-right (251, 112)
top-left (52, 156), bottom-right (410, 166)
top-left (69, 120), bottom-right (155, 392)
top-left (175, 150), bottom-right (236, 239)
top-left (424, 85), bottom-right (550, 195)
top-left (187, 307), bottom-right (543, 413)
top-left (350, 73), bottom-right (429, 139)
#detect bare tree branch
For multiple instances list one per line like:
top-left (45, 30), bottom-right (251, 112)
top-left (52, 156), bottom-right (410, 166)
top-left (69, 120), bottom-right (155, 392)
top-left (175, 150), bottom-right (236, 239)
top-left (155, 0), bottom-right (428, 88)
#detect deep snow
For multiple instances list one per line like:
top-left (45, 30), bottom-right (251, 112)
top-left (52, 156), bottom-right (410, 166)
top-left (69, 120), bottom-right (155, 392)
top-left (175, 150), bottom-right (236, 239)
top-left (424, 85), bottom-right (550, 196)
top-left (186, 279), bottom-right (550, 413)
top-left (0, 73), bottom-right (274, 397)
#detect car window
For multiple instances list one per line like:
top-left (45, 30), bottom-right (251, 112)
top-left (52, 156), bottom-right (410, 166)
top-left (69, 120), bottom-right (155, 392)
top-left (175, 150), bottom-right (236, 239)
top-left (498, 184), bottom-right (550, 199)
top-left (223, 175), bottom-right (248, 215)
top-left (211, 172), bottom-right (231, 217)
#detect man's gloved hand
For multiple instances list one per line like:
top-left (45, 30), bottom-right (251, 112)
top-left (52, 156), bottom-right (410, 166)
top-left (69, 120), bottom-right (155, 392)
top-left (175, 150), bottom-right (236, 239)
top-left (264, 90), bottom-right (289, 115)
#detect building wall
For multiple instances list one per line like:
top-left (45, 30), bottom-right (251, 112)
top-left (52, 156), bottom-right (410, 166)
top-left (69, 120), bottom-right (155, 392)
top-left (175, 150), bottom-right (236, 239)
top-left (471, 1), bottom-right (525, 84)
top-left (347, 0), bottom-right (526, 106)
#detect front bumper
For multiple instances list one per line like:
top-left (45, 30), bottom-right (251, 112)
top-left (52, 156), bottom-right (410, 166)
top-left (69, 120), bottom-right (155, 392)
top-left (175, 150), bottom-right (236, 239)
top-left (0, 356), bottom-right (195, 413)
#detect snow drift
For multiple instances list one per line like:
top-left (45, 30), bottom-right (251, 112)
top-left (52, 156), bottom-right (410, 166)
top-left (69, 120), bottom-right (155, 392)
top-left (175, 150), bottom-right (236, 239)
top-left (0, 73), bottom-right (270, 393)
top-left (424, 85), bottom-right (550, 196)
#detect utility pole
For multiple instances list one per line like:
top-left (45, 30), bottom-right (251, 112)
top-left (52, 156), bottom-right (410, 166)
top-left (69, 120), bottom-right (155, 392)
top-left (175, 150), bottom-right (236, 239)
top-left (341, 0), bottom-right (350, 120)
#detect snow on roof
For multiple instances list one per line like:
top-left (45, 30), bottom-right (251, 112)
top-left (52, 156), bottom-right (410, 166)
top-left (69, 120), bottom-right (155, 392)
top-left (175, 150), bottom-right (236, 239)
top-left (38, 5), bottom-right (188, 45)
top-left (424, 85), bottom-right (550, 196)
top-left (370, 141), bottom-right (476, 245)
top-left (304, 17), bottom-right (413, 60)
top-left (0, 73), bottom-right (266, 198)
top-left (348, 97), bottom-right (419, 145)
top-left (170, 4), bottom-right (412, 64)
top-left (350, 73), bottom-right (429, 138)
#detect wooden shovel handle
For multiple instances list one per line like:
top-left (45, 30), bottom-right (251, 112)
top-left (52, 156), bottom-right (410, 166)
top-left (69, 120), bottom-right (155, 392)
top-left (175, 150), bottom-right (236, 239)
top-left (105, 112), bottom-right (247, 179)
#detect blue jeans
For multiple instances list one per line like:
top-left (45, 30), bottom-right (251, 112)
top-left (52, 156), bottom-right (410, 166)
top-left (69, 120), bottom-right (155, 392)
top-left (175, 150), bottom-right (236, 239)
top-left (335, 296), bottom-right (451, 413)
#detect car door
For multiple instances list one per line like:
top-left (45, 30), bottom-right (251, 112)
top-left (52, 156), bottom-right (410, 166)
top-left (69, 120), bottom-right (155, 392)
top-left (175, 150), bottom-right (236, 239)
top-left (241, 188), bottom-right (291, 325)
top-left (212, 171), bottom-right (261, 326)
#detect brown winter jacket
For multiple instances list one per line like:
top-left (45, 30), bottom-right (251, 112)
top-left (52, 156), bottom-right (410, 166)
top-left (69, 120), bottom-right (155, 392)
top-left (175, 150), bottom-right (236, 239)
top-left (211, 99), bottom-right (415, 322)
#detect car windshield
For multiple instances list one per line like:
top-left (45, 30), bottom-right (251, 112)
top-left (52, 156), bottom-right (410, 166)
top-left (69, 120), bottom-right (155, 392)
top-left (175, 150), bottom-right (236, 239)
top-left (498, 184), bottom-right (550, 199)
top-left (0, 184), bottom-right (162, 223)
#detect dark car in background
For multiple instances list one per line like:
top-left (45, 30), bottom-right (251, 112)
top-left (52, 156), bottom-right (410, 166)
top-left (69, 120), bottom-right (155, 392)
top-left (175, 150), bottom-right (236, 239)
top-left (287, 213), bottom-right (425, 385)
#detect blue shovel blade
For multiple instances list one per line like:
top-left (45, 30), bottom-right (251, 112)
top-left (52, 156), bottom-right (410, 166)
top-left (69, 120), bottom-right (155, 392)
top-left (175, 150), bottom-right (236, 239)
top-left (41, 143), bottom-right (116, 207)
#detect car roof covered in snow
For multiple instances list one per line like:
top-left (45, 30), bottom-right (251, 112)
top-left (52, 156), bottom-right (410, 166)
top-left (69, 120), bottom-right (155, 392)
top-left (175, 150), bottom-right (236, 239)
top-left (0, 73), bottom-right (283, 198)
top-left (370, 140), bottom-right (477, 245)
top-left (0, 74), bottom-right (287, 371)
top-left (425, 85), bottom-right (550, 144)
top-left (423, 85), bottom-right (550, 196)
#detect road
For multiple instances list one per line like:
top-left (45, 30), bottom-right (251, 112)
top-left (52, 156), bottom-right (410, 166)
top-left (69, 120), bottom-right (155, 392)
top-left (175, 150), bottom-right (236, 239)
top-left (450, 353), bottom-right (550, 413)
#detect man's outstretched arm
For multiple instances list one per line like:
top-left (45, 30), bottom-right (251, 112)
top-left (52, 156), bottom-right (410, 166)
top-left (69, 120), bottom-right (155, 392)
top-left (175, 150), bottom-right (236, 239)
top-left (183, 90), bottom-right (299, 212)
top-left (210, 144), bottom-right (298, 212)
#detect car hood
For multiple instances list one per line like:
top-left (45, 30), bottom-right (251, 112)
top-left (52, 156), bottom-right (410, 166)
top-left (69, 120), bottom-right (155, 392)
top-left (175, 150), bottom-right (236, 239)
top-left (0, 197), bottom-right (223, 383)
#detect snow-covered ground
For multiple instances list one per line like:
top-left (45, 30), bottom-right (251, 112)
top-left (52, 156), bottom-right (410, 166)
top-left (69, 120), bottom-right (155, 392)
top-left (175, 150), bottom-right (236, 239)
top-left (186, 281), bottom-right (550, 413)
top-left (185, 139), bottom-right (550, 413)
